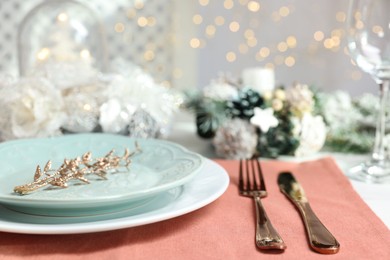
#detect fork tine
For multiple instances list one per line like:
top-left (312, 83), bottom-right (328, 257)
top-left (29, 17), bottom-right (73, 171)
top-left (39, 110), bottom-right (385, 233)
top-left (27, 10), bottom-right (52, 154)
top-left (250, 159), bottom-right (258, 190)
top-left (255, 157), bottom-right (266, 191)
top-left (239, 159), bottom-right (244, 190)
top-left (245, 159), bottom-right (251, 190)
top-left (239, 158), bottom-right (267, 192)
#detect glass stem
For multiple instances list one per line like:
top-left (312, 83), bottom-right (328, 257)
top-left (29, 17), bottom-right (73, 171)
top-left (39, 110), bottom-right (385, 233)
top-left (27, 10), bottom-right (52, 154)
top-left (372, 80), bottom-right (390, 162)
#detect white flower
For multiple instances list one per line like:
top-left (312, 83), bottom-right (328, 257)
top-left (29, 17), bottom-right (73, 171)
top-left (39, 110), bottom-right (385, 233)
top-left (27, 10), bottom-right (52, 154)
top-left (99, 98), bottom-right (132, 134)
top-left (295, 114), bottom-right (327, 157)
top-left (262, 90), bottom-right (273, 101)
top-left (274, 89), bottom-right (286, 101)
top-left (106, 75), bottom-right (176, 121)
top-left (272, 99), bottom-right (283, 111)
top-left (60, 93), bottom-right (100, 133)
top-left (250, 107), bottom-right (278, 133)
top-left (102, 63), bottom-right (179, 137)
top-left (0, 78), bottom-right (67, 139)
top-left (286, 83), bottom-right (314, 117)
top-left (291, 116), bottom-right (301, 137)
top-left (202, 79), bottom-right (238, 101)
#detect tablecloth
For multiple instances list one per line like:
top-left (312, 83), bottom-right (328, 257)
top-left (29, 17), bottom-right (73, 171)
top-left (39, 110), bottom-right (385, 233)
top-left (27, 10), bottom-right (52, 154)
top-left (0, 157), bottom-right (389, 259)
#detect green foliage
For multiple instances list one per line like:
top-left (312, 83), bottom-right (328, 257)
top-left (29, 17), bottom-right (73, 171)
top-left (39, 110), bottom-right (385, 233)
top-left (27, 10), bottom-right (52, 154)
top-left (257, 110), bottom-right (299, 158)
top-left (325, 131), bottom-right (373, 153)
top-left (195, 100), bottom-right (227, 138)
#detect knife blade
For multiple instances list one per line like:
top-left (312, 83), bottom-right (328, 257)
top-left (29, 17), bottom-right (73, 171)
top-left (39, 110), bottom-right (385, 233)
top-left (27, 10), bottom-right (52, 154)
top-left (277, 172), bottom-right (340, 254)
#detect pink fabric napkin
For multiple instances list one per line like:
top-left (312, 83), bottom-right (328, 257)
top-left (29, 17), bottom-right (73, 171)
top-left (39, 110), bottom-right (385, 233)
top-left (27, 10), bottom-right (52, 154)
top-left (0, 157), bottom-right (389, 259)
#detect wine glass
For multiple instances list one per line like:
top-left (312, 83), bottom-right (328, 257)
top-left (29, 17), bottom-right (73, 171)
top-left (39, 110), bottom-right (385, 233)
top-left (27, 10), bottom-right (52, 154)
top-left (347, 0), bottom-right (390, 183)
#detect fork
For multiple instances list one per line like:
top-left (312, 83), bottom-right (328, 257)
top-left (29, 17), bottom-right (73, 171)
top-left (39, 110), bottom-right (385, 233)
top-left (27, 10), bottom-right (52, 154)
top-left (239, 158), bottom-right (287, 250)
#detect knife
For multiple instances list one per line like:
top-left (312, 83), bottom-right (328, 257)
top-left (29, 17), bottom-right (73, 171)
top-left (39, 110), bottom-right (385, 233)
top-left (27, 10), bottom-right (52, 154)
top-left (277, 172), bottom-right (340, 254)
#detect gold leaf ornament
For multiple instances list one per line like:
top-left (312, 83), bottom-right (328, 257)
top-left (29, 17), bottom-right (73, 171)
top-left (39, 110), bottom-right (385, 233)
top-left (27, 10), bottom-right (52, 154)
top-left (13, 144), bottom-right (141, 195)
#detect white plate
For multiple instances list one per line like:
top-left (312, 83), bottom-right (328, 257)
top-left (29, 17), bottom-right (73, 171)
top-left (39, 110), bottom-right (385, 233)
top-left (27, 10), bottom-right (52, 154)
top-left (0, 158), bottom-right (229, 234)
top-left (0, 134), bottom-right (204, 216)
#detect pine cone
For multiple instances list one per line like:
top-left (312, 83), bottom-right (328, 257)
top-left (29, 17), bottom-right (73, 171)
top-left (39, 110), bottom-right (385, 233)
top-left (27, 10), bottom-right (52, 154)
top-left (226, 88), bottom-right (264, 119)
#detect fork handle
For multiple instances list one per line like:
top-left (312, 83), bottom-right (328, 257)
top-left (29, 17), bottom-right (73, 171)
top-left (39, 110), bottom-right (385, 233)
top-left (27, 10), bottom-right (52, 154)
top-left (253, 194), bottom-right (287, 250)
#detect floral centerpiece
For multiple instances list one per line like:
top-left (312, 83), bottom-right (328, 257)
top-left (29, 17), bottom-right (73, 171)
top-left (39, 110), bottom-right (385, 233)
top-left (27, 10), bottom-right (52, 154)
top-left (185, 76), bottom-right (327, 159)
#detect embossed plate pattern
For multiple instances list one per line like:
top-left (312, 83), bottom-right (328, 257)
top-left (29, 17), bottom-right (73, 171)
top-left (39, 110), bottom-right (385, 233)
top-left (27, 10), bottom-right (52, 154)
top-left (0, 134), bottom-right (204, 216)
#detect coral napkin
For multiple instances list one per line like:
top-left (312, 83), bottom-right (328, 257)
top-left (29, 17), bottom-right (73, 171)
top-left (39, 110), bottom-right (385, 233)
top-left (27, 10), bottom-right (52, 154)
top-left (0, 157), bottom-right (389, 259)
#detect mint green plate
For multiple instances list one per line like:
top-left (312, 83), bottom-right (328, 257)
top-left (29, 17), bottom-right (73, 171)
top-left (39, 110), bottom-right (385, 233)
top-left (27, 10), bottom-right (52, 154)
top-left (0, 159), bottom-right (229, 234)
top-left (0, 134), bottom-right (204, 217)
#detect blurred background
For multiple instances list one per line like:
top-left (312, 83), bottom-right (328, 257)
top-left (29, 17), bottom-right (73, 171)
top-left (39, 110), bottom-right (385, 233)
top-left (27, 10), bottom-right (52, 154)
top-left (0, 0), bottom-right (375, 96)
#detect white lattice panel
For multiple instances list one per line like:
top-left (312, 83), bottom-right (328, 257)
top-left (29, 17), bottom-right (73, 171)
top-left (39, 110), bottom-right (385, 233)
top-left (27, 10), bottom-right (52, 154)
top-left (0, 0), bottom-right (174, 84)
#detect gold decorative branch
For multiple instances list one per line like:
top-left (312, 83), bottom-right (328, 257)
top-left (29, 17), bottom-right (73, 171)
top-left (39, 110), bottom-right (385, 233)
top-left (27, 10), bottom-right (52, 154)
top-left (14, 143), bottom-right (141, 195)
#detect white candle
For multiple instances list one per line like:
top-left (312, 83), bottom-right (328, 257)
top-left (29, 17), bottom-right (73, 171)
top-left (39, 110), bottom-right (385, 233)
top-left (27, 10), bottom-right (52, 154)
top-left (241, 67), bottom-right (275, 93)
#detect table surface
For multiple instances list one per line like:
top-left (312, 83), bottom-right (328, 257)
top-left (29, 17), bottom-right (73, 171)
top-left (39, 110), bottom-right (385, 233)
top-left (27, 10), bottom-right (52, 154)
top-left (167, 111), bottom-right (390, 229)
top-left (0, 112), bottom-right (388, 260)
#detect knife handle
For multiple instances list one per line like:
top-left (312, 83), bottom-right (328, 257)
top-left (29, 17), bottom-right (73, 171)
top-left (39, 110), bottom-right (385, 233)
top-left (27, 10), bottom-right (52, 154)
top-left (296, 202), bottom-right (340, 254)
top-left (253, 194), bottom-right (287, 250)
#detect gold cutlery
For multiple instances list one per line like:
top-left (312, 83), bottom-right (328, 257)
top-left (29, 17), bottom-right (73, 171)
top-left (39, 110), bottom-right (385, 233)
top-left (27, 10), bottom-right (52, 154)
top-left (239, 159), bottom-right (287, 250)
top-left (277, 172), bottom-right (340, 254)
